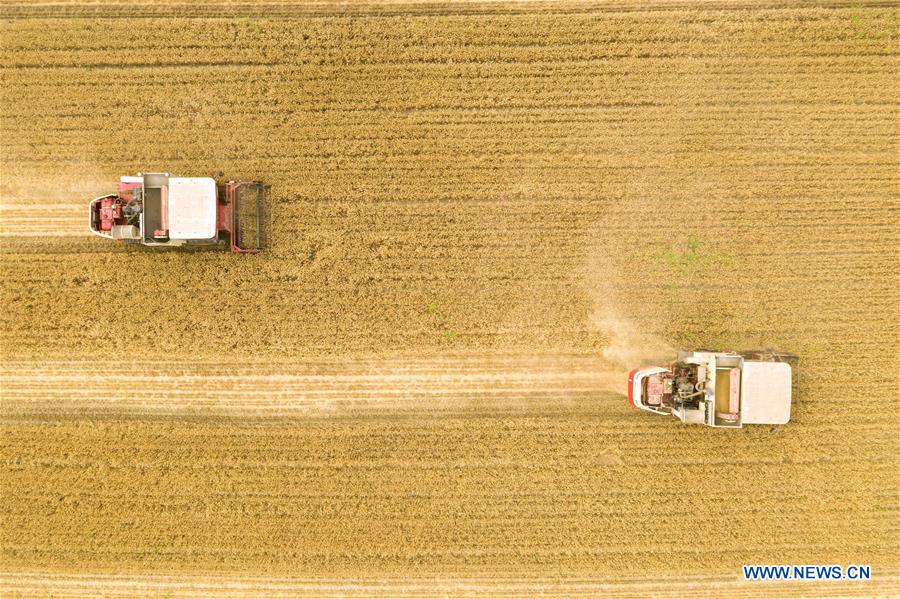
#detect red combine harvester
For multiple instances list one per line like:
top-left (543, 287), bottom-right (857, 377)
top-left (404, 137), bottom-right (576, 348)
top-left (89, 172), bottom-right (267, 252)
top-left (628, 350), bottom-right (799, 429)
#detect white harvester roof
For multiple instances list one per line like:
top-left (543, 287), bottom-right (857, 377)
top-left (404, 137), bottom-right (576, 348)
top-left (740, 361), bottom-right (792, 424)
top-left (166, 177), bottom-right (217, 240)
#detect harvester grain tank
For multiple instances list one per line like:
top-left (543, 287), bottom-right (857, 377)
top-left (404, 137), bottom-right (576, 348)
top-left (628, 350), bottom-right (798, 428)
top-left (88, 172), bottom-right (267, 252)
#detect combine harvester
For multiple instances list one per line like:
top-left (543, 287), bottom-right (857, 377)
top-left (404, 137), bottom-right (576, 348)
top-left (628, 350), bottom-right (798, 428)
top-left (89, 172), bottom-right (267, 252)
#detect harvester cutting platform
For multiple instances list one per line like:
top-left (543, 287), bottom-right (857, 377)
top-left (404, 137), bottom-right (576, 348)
top-left (89, 172), bottom-right (267, 252)
top-left (628, 350), bottom-right (798, 428)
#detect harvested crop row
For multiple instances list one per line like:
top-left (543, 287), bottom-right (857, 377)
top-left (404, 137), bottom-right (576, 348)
top-left (0, 354), bottom-right (626, 419)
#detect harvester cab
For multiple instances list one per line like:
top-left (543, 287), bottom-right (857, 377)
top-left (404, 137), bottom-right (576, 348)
top-left (89, 172), bottom-right (268, 252)
top-left (628, 350), bottom-right (798, 428)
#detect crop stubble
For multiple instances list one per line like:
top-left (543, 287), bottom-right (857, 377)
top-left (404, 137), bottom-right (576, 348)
top-left (1, 1), bottom-right (898, 596)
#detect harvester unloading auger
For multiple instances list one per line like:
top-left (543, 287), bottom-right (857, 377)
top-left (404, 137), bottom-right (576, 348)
top-left (628, 350), bottom-right (799, 428)
top-left (89, 172), bottom-right (268, 252)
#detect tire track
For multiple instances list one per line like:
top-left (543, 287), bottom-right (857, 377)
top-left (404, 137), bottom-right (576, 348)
top-left (0, 354), bottom-right (626, 420)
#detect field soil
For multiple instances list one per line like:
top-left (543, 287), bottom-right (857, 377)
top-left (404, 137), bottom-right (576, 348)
top-left (1, 0), bottom-right (898, 596)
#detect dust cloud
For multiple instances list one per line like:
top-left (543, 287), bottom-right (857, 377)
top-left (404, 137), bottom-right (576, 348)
top-left (583, 307), bottom-right (673, 396)
top-left (591, 308), bottom-right (672, 370)
top-left (0, 162), bottom-right (113, 204)
top-left (582, 239), bottom-right (674, 395)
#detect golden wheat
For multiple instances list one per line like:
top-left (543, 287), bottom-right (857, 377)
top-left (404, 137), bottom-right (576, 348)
top-left (1, 1), bottom-right (898, 597)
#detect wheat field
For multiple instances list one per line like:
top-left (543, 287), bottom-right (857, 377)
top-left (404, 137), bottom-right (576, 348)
top-left (1, 0), bottom-right (899, 596)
